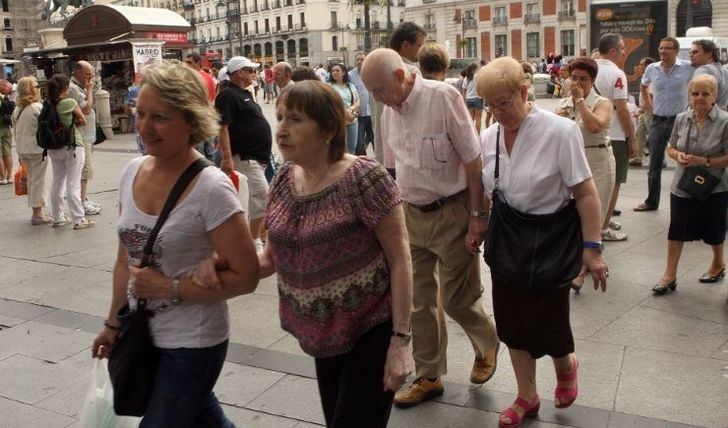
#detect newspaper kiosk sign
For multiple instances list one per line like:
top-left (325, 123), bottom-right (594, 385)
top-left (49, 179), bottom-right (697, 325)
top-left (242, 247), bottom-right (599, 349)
top-left (132, 41), bottom-right (164, 74)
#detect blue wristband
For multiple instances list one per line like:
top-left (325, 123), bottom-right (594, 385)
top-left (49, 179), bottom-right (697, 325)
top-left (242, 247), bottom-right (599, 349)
top-left (583, 241), bottom-right (603, 252)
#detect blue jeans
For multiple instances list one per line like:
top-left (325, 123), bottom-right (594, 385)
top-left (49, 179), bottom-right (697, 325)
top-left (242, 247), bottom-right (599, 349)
top-left (355, 116), bottom-right (373, 155)
top-left (346, 122), bottom-right (358, 154)
top-left (140, 340), bottom-right (234, 428)
top-left (645, 118), bottom-right (675, 209)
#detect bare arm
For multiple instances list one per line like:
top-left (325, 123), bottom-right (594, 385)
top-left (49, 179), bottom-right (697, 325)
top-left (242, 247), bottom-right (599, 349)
top-left (374, 204), bottom-right (415, 391)
top-left (571, 178), bottom-right (608, 291)
top-left (576, 98), bottom-right (612, 134)
top-left (464, 156), bottom-right (487, 254)
top-left (640, 84), bottom-right (653, 115)
top-left (130, 212), bottom-right (259, 303)
top-left (218, 124), bottom-right (234, 174)
top-left (613, 98), bottom-right (637, 156)
top-left (91, 241), bottom-right (131, 358)
top-left (73, 105), bottom-right (87, 127)
top-left (257, 240), bottom-right (276, 278)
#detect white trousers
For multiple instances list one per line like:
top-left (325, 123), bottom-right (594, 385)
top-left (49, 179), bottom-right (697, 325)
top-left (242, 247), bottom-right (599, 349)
top-left (48, 146), bottom-right (85, 222)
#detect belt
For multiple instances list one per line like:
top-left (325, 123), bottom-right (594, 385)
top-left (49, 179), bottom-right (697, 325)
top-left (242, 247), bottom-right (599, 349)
top-left (653, 115), bottom-right (676, 122)
top-left (410, 190), bottom-right (465, 213)
top-left (584, 144), bottom-right (610, 149)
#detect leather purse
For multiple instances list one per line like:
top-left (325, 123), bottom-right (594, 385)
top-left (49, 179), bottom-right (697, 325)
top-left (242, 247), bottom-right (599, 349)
top-left (108, 158), bottom-right (211, 416)
top-left (676, 120), bottom-right (721, 202)
top-left (93, 123), bottom-right (107, 145)
top-left (483, 126), bottom-right (582, 290)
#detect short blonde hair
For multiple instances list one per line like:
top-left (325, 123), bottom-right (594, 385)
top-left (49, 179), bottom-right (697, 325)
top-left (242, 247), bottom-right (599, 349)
top-left (16, 76), bottom-right (40, 107)
top-left (418, 42), bottom-right (450, 76)
top-left (140, 60), bottom-right (219, 146)
top-left (688, 73), bottom-right (717, 95)
top-left (476, 57), bottom-right (524, 100)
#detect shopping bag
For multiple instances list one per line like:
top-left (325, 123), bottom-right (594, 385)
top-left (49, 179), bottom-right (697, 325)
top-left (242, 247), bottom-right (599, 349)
top-left (229, 171), bottom-right (249, 223)
top-left (78, 359), bottom-right (141, 428)
top-left (14, 164), bottom-right (27, 196)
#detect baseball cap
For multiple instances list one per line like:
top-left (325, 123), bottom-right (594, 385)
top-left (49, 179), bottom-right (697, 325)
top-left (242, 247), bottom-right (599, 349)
top-left (226, 56), bottom-right (259, 74)
top-left (218, 66), bottom-right (229, 81)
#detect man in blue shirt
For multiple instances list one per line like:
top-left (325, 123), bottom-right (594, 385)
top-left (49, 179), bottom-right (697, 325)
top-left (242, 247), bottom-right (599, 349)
top-left (348, 52), bottom-right (373, 155)
top-left (635, 37), bottom-right (694, 211)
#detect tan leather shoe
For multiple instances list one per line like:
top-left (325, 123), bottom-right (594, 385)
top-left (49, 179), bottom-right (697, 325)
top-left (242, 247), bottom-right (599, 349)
top-left (394, 377), bottom-right (444, 408)
top-left (471, 343), bottom-right (500, 384)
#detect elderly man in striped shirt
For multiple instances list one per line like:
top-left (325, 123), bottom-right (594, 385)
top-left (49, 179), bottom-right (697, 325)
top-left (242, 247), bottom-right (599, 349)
top-left (362, 48), bottom-right (500, 408)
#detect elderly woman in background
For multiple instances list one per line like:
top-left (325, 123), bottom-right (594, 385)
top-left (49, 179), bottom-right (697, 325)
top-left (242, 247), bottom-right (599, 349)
top-left (556, 57), bottom-right (614, 292)
top-left (12, 76), bottom-right (50, 224)
top-left (653, 74), bottom-right (728, 297)
top-left (91, 61), bottom-right (259, 426)
top-left (418, 42), bottom-right (450, 81)
top-left (328, 63), bottom-right (360, 154)
top-left (477, 58), bottom-right (608, 427)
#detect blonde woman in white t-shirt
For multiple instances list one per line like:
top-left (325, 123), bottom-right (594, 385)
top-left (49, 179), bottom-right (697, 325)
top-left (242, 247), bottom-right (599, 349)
top-left (91, 61), bottom-right (259, 425)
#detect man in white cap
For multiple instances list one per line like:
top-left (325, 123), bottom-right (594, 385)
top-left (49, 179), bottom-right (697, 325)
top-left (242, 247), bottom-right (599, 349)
top-left (215, 57), bottom-right (272, 250)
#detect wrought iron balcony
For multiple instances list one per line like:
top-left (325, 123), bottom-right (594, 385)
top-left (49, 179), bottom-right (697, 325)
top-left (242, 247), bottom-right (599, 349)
top-left (463, 18), bottom-right (477, 30)
top-left (492, 16), bottom-right (508, 26)
top-left (524, 13), bottom-right (540, 24)
top-left (558, 10), bottom-right (576, 21)
top-left (424, 23), bottom-right (436, 31)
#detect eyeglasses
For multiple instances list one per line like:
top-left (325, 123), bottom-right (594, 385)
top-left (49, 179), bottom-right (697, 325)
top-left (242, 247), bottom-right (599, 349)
top-left (570, 76), bottom-right (592, 83)
top-left (487, 92), bottom-right (519, 112)
top-left (689, 49), bottom-right (702, 55)
top-left (241, 67), bottom-right (255, 73)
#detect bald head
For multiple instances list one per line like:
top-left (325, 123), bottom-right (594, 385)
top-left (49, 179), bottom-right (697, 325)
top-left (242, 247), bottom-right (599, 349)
top-left (74, 60), bottom-right (94, 83)
top-left (0, 79), bottom-right (10, 95)
top-left (361, 48), bottom-right (413, 107)
top-left (273, 61), bottom-right (292, 87)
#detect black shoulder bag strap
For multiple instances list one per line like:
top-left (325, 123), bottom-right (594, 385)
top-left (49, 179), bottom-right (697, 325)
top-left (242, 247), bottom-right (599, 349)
top-left (139, 158), bottom-right (212, 269)
top-left (494, 125), bottom-right (501, 193)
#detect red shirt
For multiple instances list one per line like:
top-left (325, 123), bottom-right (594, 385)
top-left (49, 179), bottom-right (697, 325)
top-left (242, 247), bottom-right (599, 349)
top-left (198, 70), bottom-right (216, 102)
top-left (264, 68), bottom-right (275, 84)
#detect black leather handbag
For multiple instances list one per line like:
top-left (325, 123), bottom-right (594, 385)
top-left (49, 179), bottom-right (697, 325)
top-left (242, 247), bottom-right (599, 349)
top-left (483, 126), bottom-right (582, 290)
top-left (93, 123), bottom-right (107, 145)
top-left (108, 158), bottom-right (211, 416)
top-left (676, 121), bottom-right (721, 202)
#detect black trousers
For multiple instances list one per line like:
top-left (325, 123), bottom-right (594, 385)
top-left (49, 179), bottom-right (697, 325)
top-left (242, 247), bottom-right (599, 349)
top-left (314, 322), bottom-right (394, 428)
top-left (355, 115), bottom-right (374, 155)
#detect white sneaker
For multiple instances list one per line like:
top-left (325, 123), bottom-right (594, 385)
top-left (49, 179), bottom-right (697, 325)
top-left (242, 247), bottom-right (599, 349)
top-left (51, 215), bottom-right (72, 227)
top-left (601, 228), bottom-right (628, 241)
top-left (74, 218), bottom-right (95, 229)
top-left (83, 200), bottom-right (102, 216)
top-left (253, 238), bottom-right (265, 252)
top-left (609, 219), bottom-right (621, 230)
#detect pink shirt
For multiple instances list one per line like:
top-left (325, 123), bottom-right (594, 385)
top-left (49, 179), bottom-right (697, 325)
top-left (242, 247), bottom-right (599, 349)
top-left (381, 74), bottom-right (480, 205)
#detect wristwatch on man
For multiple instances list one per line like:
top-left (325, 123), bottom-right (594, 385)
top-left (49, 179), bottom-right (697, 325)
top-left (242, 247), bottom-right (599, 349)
top-left (470, 209), bottom-right (488, 219)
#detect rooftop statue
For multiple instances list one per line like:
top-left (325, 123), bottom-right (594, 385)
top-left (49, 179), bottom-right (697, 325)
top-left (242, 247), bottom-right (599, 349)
top-left (42, 0), bottom-right (94, 22)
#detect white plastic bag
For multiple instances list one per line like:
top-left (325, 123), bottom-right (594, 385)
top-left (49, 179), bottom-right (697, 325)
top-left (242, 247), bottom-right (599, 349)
top-left (77, 358), bottom-right (142, 428)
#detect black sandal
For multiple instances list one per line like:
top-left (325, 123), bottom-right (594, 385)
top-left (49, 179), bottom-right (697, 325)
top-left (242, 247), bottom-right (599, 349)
top-left (652, 280), bottom-right (677, 295)
top-left (699, 268), bottom-right (725, 283)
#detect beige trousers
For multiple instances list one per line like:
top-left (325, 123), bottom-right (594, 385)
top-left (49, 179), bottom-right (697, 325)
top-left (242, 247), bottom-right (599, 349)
top-left (18, 153), bottom-right (48, 209)
top-left (405, 191), bottom-right (499, 379)
top-left (585, 145), bottom-right (616, 225)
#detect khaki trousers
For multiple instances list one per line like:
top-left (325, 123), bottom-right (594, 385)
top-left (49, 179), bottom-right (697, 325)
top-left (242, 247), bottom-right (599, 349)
top-left (405, 191), bottom-right (499, 379)
top-left (18, 153), bottom-right (48, 209)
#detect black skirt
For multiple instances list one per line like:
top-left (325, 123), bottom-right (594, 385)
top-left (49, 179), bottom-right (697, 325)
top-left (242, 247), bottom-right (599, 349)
top-left (668, 192), bottom-right (728, 246)
top-left (491, 276), bottom-right (574, 359)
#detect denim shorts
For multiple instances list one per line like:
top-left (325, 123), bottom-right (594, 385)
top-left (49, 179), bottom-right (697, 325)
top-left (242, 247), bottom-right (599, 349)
top-left (466, 98), bottom-right (484, 110)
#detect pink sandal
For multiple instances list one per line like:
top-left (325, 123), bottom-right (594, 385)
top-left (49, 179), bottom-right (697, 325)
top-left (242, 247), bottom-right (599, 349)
top-left (498, 395), bottom-right (540, 428)
top-left (554, 355), bottom-right (579, 409)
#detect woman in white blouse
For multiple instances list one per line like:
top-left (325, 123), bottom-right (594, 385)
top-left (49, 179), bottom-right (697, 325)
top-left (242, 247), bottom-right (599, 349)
top-left (476, 57), bottom-right (608, 428)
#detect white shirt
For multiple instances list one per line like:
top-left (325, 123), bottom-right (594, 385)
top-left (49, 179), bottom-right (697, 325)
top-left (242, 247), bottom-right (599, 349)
top-left (481, 107), bottom-right (592, 214)
top-left (594, 58), bottom-right (629, 141)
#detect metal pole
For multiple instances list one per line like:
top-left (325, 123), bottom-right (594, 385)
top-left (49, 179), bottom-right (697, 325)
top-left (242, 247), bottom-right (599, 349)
top-left (227, 0), bottom-right (234, 58)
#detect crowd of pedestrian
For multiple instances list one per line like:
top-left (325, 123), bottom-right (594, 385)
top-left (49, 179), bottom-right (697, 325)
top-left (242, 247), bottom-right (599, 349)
top-left (3, 18), bottom-right (726, 428)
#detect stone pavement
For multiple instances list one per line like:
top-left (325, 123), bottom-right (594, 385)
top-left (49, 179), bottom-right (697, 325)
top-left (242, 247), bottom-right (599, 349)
top-left (0, 98), bottom-right (726, 427)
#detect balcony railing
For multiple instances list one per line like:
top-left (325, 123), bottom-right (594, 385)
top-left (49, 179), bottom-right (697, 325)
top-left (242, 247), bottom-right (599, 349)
top-left (372, 21), bottom-right (380, 29)
top-left (260, 2), bottom-right (269, 10)
top-left (524, 13), bottom-right (540, 24)
top-left (492, 16), bottom-right (508, 26)
top-left (424, 23), bottom-right (436, 31)
top-left (329, 22), bottom-right (340, 30)
top-left (249, 5), bottom-right (258, 12)
top-left (296, 0), bottom-right (305, 4)
top-left (558, 10), bottom-right (575, 20)
top-left (294, 23), bottom-right (307, 30)
top-left (272, 0), bottom-right (281, 7)
top-left (463, 18), bottom-right (477, 30)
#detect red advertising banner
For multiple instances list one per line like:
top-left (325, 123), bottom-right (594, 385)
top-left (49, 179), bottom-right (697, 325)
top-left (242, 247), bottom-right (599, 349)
top-left (145, 32), bottom-right (188, 44)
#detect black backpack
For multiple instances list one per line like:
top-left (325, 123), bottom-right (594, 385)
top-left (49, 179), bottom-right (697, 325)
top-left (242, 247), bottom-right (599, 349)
top-left (0, 96), bottom-right (15, 126)
top-left (36, 99), bottom-right (74, 157)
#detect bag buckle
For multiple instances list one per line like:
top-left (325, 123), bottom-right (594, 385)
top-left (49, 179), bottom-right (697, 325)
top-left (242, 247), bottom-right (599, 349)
top-left (694, 175), bottom-right (706, 185)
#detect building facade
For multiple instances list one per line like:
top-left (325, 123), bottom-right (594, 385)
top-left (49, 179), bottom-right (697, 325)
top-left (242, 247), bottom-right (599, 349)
top-left (406, 0), bottom-right (726, 62)
top-left (114, 0), bottom-right (405, 66)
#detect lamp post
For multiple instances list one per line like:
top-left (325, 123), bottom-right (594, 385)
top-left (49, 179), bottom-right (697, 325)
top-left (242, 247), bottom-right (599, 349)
top-left (217, 1), bottom-right (235, 58)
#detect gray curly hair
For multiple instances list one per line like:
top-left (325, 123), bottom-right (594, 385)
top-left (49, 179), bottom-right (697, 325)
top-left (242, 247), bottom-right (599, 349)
top-left (140, 60), bottom-right (219, 146)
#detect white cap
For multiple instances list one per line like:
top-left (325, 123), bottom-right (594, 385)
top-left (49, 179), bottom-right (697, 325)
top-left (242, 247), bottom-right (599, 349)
top-left (218, 66), bottom-right (229, 81)
top-left (226, 56), bottom-right (259, 74)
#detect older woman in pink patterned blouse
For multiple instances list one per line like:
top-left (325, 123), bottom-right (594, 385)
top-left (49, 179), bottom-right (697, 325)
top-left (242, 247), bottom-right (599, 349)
top-left (198, 80), bottom-right (414, 427)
